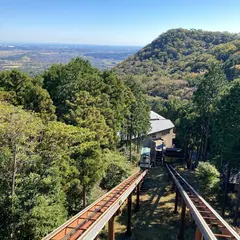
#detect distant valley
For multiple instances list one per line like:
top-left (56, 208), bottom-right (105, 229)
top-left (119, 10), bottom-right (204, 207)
top-left (0, 43), bottom-right (140, 75)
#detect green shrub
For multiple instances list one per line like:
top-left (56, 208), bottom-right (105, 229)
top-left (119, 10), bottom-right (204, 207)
top-left (131, 151), bottom-right (140, 166)
top-left (195, 162), bottom-right (220, 193)
top-left (100, 150), bottom-right (131, 190)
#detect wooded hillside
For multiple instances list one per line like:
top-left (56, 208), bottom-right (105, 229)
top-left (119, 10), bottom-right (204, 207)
top-left (115, 29), bottom-right (240, 128)
top-left (115, 29), bottom-right (240, 104)
top-left (116, 28), bottom-right (240, 78)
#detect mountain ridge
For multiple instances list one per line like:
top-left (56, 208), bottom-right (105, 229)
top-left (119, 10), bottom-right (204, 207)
top-left (115, 28), bottom-right (240, 104)
top-left (116, 28), bottom-right (240, 77)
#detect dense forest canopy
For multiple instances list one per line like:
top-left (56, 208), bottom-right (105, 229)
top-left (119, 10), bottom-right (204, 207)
top-left (0, 58), bottom-right (150, 239)
top-left (116, 28), bottom-right (240, 78)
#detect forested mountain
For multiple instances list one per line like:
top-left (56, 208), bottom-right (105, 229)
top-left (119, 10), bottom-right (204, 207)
top-left (115, 29), bottom-right (240, 127)
top-left (117, 28), bottom-right (240, 78)
top-left (115, 29), bottom-right (240, 107)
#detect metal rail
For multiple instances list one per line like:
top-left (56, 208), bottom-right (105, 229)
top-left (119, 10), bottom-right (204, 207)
top-left (166, 163), bottom-right (240, 240)
top-left (43, 170), bottom-right (147, 240)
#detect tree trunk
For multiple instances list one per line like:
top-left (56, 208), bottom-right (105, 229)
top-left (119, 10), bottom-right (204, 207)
top-left (198, 135), bottom-right (204, 162)
top-left (83, 185), bottom-right (86, 208)
top-left (189, 150), bottom-right (193, 170)
top-left (184, 145), bottom-right (188, 165)
top-left (129, 118), bottom-right (132, 162)
top-left (197, 141), bottom-right (202, 162)
top-left (187, 149), bottom-right (191, 169)
top-left (129, 138), bottom-right (132, 162)
top-left (195, 141), bottom-right (201, 168)
top-left (203, 117), bottom-right (210, 161)
top-left (187, 148), bottom-right (192, 169)
top-left (137, 134), bottom-right (140, 153)
top-left (126, 132), bottom-right (129, 148)
top-left (11, 146), bottom-right (17, 197)
top-left (11, 144), bottom-right (17, 240)
top-left (133, 135), bottom-right (137, 152)
top-left (222, 165), bottom-right (231, 217)
top-left (233, 185), bottom-right (240, 226)
top-left (183, 134), bottom-right (189, 167)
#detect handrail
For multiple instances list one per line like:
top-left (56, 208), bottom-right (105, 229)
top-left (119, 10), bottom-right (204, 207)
top-left (166, 163), bottom-right (240, 240)
top-left (43, 170), bottom-right (147, 240)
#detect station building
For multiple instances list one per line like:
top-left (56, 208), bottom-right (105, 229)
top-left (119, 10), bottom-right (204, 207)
top-left (148, 111), bottom-right (175, 147)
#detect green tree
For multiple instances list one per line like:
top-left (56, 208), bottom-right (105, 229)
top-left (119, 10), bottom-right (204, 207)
top-left (212, 42), bottom-right (237, 61)
top-left (100, 150), bottom-right (131, 190)
top-left (43, 58), bottom-right (102, 117)
top-left (0, 101), bottom-right (105, 239)
top-left (43, 59), bottom-right (135, 145)
top-left (121, 78), bottom-right (150, 157)
top-left (101, 70), bottom-right (133, 137)
top-left (0, 102), bottom-right (65, 240)
top-left (0, 69), bottom-right (56, 120)
top-left (39, 120), bottom-right (98, 214)
top-left (212, 79), bottom-right (240, 217)
top-left (195, 162), bottom-right (220, 194)
top-left (72, 139), bottom-right (103, 208)
top-left (193, 64), bottom-right (227, 161)
top-left (64, 91), bottom-right (114, 148)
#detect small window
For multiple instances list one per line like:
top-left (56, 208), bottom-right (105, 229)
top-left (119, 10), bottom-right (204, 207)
top-left (162, 129), bottom-right (170, 136)
top-left (152, 134), bottom-right (157, 139)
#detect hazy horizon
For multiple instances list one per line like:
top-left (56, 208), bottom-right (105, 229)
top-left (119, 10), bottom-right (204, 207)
top-left (1, 27), bottom-right (239, 47)
top-left (0, 41), bottom-right (143, 47)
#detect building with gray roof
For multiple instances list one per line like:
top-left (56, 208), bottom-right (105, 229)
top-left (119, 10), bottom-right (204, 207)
top-left (148, 111), bottom-right (175, 147)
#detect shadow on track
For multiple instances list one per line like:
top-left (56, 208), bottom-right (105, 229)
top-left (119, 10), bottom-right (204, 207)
top-left (115, 167), bottom-right (195, 240)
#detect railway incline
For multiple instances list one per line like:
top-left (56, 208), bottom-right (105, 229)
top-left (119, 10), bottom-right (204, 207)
top-left (43, 165), bottom-right (239, 240)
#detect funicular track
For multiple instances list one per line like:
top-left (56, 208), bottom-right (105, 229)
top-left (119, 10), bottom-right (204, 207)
top-left (166, 163), bottom-right (240, 240)
top-left (43, 170), bottom-right (147, 240)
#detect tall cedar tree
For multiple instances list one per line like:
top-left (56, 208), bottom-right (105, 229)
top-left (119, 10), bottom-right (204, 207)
top-left (0, 69), bottom-right (56, 121)
top-left (212, 79), bottom-right (240, 219)
top-left (193, 64), bottom-right (227, 161)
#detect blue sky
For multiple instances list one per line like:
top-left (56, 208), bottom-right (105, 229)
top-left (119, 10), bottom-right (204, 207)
top-left (1, 0), bottom-right (240, 46)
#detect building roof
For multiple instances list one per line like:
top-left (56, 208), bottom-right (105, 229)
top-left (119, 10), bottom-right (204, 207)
top-left (150, 111), bottom-right (165, 120)
top-left (148, 111), bottom-right (174, 135)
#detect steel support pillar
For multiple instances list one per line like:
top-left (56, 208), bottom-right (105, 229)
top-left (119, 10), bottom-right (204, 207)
top-left (168, 172), bottom-right (171, 181)
top-left (116, 208), bottom-right (121, 216)
top-left (178, 201), bottom-right (186, 240)
top-left (135, 184), bottom-right (140, 212)
top-left (126, 193), bottom-right (132, 236)
top-left (108, 216), bottom-right (115, 240)
top-left (174, 189), bottom-right (179, 214)
top-left (195, 227), bottom-right (202, 240)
